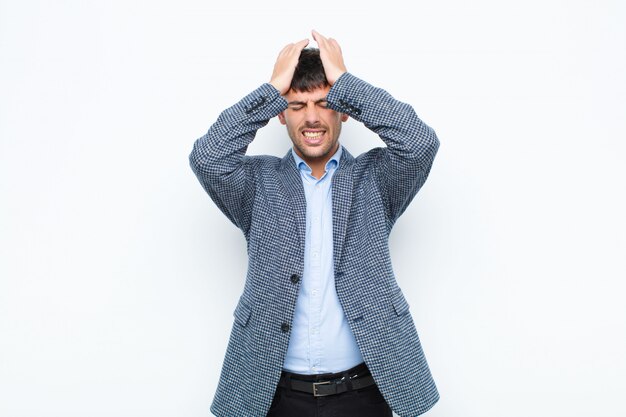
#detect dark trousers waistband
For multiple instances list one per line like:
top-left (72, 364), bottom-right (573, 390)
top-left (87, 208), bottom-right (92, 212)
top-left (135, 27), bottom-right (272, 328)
top-left (278, 363), bottom-right (375, 397)
top-left (281, 362), bottom-right (370, 382)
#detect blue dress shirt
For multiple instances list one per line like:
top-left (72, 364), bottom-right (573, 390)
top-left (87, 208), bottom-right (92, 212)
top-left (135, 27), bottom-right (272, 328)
top-left (283, 145), bottom-right (364, 374)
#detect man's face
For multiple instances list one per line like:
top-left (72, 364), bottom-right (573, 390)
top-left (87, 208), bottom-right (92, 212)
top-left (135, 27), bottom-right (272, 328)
top-left (278, 85), bottom-right (349, 164)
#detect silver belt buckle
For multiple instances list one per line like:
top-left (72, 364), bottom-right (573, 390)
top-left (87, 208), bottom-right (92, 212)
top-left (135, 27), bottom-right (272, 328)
top-left (312, 380), bottom-right (331, 397)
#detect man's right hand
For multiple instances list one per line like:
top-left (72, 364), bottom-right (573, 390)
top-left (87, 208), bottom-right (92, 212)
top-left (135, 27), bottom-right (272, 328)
top-left (269, 39), bottom-right (309, 95)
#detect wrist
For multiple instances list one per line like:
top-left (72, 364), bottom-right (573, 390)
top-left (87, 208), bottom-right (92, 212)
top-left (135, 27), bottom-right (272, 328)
top-left (269, 78), bottom-right (288, 95)
top-left (330, 70), bottom-right (346, 86)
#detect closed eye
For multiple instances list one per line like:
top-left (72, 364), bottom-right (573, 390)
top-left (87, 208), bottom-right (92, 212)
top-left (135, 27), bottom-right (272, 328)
top-left (287, 98), bottom-right (328, 111)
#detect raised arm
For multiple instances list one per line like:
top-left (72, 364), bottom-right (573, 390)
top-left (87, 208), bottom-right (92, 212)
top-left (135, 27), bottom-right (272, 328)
top-left (314, 30), bottom-right (439, 224)
top-left (189, 39), bottom-right (309, 234)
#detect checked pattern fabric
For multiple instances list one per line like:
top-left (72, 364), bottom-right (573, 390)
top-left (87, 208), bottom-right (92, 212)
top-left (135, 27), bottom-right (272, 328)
top-left (190, 72), bottom-right (440, 417)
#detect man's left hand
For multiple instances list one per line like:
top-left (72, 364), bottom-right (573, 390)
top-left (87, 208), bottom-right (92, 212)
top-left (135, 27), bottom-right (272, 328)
top-left (312, 30), bottom-right (347, 86)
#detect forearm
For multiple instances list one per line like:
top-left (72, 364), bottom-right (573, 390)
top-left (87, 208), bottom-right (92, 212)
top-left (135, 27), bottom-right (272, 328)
top-left (189, 83), bottom-right (287, 177)
top-left (326, 72), bottom-right (439, 222)
top-left (326, 72), bottom-right (439, 162)
top-left (189, 83), bottom-right (287, 231)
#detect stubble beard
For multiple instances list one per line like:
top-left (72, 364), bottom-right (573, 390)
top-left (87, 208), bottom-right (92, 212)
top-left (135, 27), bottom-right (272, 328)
top-left (289, 123), bottom-right (342, 163)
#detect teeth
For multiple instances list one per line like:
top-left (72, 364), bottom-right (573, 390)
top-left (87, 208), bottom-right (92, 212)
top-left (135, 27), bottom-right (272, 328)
top-left (303, 131), bottom-right (323, 138)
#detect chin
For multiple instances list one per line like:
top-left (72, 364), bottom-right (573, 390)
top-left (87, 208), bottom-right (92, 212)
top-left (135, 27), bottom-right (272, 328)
top-left (301, 147), bottom-right (329, 159)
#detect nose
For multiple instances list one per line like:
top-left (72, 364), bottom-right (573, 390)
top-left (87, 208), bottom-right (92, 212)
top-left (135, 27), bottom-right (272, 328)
top-left (303, 103), bottom-right (321, 125)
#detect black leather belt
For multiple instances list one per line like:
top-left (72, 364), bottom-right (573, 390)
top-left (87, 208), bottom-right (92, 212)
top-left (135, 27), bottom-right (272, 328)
top-left (278, 363), bottom-right (377, 397)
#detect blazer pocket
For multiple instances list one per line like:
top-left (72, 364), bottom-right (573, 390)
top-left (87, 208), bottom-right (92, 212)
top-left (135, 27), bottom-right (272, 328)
top-left (233, 301), bottom-right (252, 327)
top-left (392, 290), bottom-right (410, 316)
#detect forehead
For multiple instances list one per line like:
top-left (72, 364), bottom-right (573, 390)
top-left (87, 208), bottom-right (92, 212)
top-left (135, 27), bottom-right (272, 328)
top-left (285, 85), bottom-right (331, 102)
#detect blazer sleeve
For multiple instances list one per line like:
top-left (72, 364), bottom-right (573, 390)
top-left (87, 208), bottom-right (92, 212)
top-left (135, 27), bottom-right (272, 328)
top-left (326, 73), bottom-right (440, 224)
top-left (189, 83), bottom-right (288, 235)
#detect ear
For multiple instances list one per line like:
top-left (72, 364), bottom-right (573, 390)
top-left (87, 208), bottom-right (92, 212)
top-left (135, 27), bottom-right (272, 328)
top-left (278, 112), bottom-right (287, 125)
top-left (341, 113), bottom-right (349, 122)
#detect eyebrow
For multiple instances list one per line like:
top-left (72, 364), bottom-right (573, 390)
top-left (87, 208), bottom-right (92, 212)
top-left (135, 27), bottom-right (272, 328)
top-left (287, 98), bottom-right (328, 106)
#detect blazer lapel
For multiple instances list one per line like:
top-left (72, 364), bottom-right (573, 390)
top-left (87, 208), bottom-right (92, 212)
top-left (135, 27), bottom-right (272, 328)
top-left (279, 151), bottom-right (307, 255)
top-left (332, 147), bottom-right (354, 274)
top-left (279, 147), bottom-right (355, 273)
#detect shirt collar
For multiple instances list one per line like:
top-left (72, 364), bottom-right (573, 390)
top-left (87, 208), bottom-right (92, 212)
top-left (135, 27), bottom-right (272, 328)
top-left (291, 145), bottom-right (342, 174)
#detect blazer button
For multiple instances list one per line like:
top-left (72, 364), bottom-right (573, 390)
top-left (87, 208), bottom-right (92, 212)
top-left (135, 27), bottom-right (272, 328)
top-left (281, 322), bottom-right (290, 333)
top-left (290, 274), bottom-right (300, 284)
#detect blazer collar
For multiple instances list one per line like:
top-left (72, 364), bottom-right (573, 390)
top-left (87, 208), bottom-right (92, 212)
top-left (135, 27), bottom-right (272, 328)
top-left (279, 146), bottom-right (355, 272)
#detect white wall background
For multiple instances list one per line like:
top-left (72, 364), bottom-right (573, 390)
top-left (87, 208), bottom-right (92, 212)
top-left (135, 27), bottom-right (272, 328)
top-left (1, 1), bottom-right (625, 416)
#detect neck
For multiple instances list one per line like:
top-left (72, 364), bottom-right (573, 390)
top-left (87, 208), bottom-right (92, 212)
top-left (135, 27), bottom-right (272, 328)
top-left (309, 161), bottom-right (326, 180)
top-left (297, 144), bottom-right (340, 180)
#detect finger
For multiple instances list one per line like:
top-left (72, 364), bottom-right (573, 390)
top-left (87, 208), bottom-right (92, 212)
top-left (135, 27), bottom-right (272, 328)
top-left (295, 38), bottom-right (309, 52)
top-left (312, 29), bottom-right (327, 45)
top-left (283, 39), bottom-right (308, 58)
top-left (328, 38), bottom-right (342, 52)
top-left (280, 38), bottom-right (308, 55)
top-left (279, 42), bottom-right (301, 58)
top-left (317, 35), bottom-right (334, 55)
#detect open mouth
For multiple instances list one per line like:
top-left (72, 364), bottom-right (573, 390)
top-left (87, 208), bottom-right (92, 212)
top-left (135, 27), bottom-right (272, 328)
top-left (302, 129), bottom-right (326, 145)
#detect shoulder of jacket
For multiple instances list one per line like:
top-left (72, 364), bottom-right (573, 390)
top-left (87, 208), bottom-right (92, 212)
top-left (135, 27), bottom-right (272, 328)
top-left (243, 155), bottom-right (282, 170)
top-left (353, 147), bottom-right (386, 167)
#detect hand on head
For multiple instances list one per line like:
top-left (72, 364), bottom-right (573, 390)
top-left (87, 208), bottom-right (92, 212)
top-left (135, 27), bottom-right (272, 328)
top-left (269, 38), bottom-right (309, 95)
top-left (269, 30), bottom-right (347, 95)
top-left (311, 30), bottom-right (347, 86)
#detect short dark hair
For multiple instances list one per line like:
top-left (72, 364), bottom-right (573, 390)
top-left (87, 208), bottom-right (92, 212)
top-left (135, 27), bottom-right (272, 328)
top-left (289, 48), bottom-right (329, 93)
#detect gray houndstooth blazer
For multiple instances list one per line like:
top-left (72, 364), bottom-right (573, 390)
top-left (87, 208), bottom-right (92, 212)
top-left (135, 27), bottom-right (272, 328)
top-left (190, 73), bottom-right (440, 417)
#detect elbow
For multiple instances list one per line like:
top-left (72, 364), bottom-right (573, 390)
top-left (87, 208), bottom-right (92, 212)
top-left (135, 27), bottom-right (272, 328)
top-left (407, 114), bottom-right (439, 162)
top-left (188, 133), bottom-right (217, 177)
top-left (427, 126), bottom-right (440, 156)
top-left (188, 143), bottom-right (204, 175)
top-left (419, 126), bottom-right (439, 167)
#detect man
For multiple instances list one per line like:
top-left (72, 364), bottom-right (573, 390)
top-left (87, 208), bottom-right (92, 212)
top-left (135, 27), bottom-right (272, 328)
top-left (189, 30), bottom-right (440, 417)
